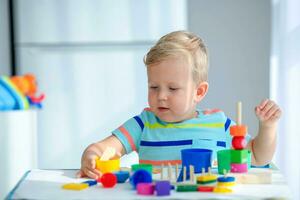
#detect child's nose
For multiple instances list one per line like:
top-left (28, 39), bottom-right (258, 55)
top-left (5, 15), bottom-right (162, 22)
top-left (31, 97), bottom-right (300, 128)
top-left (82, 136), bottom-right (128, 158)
top-left (158, 90), bottom-right (168, 101)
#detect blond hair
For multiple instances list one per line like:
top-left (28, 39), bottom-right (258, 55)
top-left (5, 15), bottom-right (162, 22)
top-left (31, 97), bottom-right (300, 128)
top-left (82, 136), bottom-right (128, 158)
top-left (144, 30), bottom-right (209, 83)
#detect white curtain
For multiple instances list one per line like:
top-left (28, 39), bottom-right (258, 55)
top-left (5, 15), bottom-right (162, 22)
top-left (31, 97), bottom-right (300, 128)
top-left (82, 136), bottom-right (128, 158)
top-left (271, 0), bottom-right (300, 199)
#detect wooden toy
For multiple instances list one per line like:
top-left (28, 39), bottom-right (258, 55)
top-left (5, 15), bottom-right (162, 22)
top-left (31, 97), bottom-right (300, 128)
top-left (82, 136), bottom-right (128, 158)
top-left (114, 171), bottom-right (130, 183)
top-left (231, 149), bottom-right (249, 163)
top-left (197, 168), bottom-right (217, 184)
top-left (98, 173), bottom-right (117, 188)
top-left (136, 183), bottom-right (154, 195)
top-left (183, 166), bottom-right (186, 182)
top-left (197, 186), bottom-right (215, 192)
top-left (230, 125), bottom-right (247, 137)
top-left (230, 102), bottom-right (247, 137)
top-left (96, 158), bottom-right (120, 173)
top-left (213, 186), bottom-right (232, 193)
top-left (231, 163), bottom-right (248, 173)
top-left (100, 147), bottom-right (116, 161)
top-left (82, 180), bottom-right (97, 186)
top-left (175, 164), bottom-right (179, 180)
top-left (155, 181), bottom-right (171, 196)
top-left (168, 163), bottom-right (172, 181)
top-left (160, 163), bottom-right (164, 180)
top-left (130, 169), bottom-right (152, 189)
top-left (131, 163), bottom-right (153, 174)
top-left (189, 165), bottom-right (195, 183)
top-left (217, 172), bottom-right (236, 187)
top-left (232, 136), bottom-right (246, 149)
top-left (176, 184), bottom-right (198, 192)
top-left (62, 183), bottom-right (89, 190)
top-left (217, 181), bottom-right (236, 187)
top-left (217, 149), bottom-right (231, 174)
top-left (228, 170), bottom-right (272, 184)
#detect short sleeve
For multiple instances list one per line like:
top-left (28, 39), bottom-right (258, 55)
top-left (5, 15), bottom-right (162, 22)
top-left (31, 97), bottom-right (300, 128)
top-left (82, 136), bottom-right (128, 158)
top-left (112, 111), bottom-right (145, 154)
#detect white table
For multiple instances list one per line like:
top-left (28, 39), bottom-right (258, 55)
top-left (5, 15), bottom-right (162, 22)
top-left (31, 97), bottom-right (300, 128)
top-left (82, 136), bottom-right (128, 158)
top-left (7, 168), bottom-right (292, 199)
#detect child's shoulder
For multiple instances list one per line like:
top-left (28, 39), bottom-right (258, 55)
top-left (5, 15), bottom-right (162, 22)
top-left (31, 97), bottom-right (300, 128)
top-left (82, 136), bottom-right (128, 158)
top-left (198, 108), bottom-right (229, 122)
top-left (136, 107), bottom-right (157, 122)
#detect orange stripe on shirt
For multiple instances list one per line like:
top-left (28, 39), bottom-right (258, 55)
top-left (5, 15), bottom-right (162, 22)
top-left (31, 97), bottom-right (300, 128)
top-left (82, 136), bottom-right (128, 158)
top-left (139, 159), bottom-right (182, 166)
top-left (144, 107), bottom-right (151, 111)
top-left (119, 126), bottom-right (137, 151)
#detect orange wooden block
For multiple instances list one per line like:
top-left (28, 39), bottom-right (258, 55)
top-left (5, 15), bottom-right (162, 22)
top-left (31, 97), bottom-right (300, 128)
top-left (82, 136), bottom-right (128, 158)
top-left (230, 125), bottom-right (247, 137)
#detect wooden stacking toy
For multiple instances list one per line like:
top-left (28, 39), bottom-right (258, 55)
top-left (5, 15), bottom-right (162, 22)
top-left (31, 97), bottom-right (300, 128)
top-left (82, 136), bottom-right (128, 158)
top-left (197, 168), bottom-right (217, 184)
top-left (229, 102), bottom-right (249, 173)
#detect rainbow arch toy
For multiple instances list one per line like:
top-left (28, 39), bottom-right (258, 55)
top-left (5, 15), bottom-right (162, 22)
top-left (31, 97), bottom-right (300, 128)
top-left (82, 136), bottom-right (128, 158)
top-left (0, 74), bottom-right (44, 111)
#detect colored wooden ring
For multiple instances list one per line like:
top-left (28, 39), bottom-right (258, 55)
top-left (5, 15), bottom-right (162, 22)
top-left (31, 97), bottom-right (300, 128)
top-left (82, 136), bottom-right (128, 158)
top-left (114, 171), bottom-right (130, 183)
top-left (231, 163), bottom-right (248, 173)
top-left (197, 186), bottom-right (215, 192)
top-left (130, 169), bottom-right (152, 189)
top-left (176, 184), bottom-right (198, 192)
top-left (217, 182), bottom-right (236, 187)
top-left (155, 181), bottom-right (171, 196)
top-left (230, 125), bottom-right (247, 136)
top-left (213, 186), bottom-right (233, 193)
top-left (136, 183), bottom-right (154, 195)
top-left (217, 176), bottom-right (235, 182)
top-left (98, 173), bottom-right (117, 188)
top-left (131, 164), bottom-right (153, 174)
top-left (232, 136), bottom-right (247, 150)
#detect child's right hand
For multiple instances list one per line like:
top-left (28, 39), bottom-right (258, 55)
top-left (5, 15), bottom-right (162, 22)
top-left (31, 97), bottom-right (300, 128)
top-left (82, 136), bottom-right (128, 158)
top-left (76, 150), bottom-right (101, 179)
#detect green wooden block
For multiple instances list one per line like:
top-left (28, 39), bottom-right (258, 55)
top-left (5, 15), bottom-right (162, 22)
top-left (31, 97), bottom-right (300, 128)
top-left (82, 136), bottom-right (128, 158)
top-left (231, 149), bottom-right (248, 163)
top-left (176, 184), bottom-right (198, 192)
top-left (217, 149), bottom-right (231, 174)
top-left (131, 164), bottom-right (152, 173)
top-left (197, 179), bottom-right (217, 184)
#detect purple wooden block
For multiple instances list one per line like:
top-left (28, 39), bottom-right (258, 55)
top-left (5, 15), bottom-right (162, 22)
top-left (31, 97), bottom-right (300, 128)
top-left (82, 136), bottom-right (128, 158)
top-left (155, 181), bottom-right (171, 196)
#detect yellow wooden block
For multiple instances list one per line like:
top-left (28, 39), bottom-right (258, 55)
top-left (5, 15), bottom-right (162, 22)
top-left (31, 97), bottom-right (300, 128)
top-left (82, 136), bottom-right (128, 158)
top-left (197, 174), bottom-right (218, 182)
top-left (62, 183), bottom-right (89, 190)
top-left (217, 182), bottom-right (236, 187)
top-left (213, 186), bottom-right (232, 193)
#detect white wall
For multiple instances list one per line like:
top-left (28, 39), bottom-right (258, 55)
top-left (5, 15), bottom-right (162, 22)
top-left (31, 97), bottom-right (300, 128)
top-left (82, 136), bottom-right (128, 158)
top-left (188, 0), bottom-right (270, 137)
top-left (0, 0), bottom-right (11, 75)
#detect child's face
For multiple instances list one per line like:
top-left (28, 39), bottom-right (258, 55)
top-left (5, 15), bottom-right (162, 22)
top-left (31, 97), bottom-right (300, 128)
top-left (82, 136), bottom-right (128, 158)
top-left (147, 57), bottom-right (199, 122)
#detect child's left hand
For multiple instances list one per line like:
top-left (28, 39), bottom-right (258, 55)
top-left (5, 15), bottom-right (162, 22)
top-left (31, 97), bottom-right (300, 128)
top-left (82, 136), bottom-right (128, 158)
top-left (255, 99), bottom-right (282, 128)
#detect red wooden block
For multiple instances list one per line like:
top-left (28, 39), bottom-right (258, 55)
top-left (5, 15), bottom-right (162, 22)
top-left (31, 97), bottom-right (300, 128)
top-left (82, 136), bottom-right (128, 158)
top-left (232, 136), bottom-right (246, 149)
top-left (98, 173), bottom-right (117, 188)
top-left (197, 186), bottom-right (214, 192)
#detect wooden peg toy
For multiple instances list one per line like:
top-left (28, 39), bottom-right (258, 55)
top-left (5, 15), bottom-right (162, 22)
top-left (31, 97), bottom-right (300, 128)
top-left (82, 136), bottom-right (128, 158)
top-left (189, 165), bottom-right (195, 183)
top-left (168, 163), bottom-right (172, 181)
top-left (175, 164), bottom-right (179, 181)
top-left (160, 163), bottom-right (164, 180)
top-left (230, 101), bottom-right (248, 137)
top-left (197, 167), bottom-right (217, 184)
top-left (100, 147), bottom-right (116, 161)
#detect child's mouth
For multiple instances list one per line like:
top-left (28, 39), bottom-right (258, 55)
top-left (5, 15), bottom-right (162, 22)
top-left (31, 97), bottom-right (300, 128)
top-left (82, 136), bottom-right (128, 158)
top-left (158, 107), bottom-right (169, 112)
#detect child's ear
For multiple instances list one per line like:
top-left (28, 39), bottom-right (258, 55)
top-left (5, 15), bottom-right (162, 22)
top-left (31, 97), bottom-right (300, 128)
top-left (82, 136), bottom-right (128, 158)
top-left (195, 81), bottom-right (209, 103)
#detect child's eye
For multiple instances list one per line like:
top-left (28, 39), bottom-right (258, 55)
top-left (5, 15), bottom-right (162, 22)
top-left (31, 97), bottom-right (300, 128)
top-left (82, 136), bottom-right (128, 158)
top-left (169, 87), bottom-right (178, 91)
top-left (150, 86), bottom-right (158, 89)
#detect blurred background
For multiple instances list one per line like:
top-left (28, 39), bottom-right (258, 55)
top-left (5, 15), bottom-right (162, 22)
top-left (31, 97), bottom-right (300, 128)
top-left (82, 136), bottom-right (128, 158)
top-left (0, 0), bottom-right (299, 199)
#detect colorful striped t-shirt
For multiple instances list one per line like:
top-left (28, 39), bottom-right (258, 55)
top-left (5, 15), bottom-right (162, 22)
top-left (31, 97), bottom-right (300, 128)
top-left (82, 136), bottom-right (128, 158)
top-left (112, 108), bottom-right (250, 166)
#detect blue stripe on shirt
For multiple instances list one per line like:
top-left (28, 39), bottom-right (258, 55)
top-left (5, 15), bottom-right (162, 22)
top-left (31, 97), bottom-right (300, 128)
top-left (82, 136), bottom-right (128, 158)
top-left (134, 116), bottom-right (144, 131)
top-left (217, 141), bottom-right (226, 147)
top-left (224, 118), bottom-right (231, 132)
top-left (140, 139), bottom-right (192, 147)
